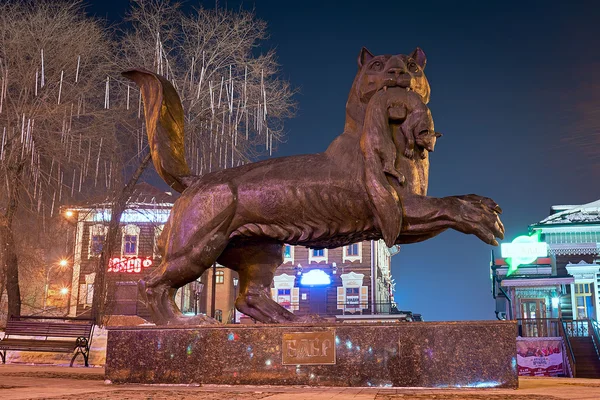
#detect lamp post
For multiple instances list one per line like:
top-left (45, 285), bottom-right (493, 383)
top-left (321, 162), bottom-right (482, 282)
top-left (43, 259), bottom-right (70, 312)
top-left (194, 281), bottom-right (205, 315)
top-left (232, 276), bottom-right (239, 323)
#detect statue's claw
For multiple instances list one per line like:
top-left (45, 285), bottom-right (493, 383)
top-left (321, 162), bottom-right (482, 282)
top-left (451, 194), bottom-right (505, 246)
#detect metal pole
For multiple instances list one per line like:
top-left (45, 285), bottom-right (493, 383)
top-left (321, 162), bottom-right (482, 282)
top-left (211, 263), bottom-right (217, 318)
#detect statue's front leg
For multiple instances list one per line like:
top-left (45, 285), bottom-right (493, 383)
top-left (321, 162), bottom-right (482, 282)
top-left (396, 193), bottom-right (504, 245)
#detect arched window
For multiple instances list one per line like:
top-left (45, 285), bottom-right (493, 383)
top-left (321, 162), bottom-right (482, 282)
top-left (121, 224), bottom-right (141, 256)
top-left (215, 270), bottom-right (225, 284)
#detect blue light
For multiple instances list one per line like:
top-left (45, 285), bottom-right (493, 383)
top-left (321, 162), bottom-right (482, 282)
top-left (228, 333), bottom-right (235, 341)
top-left (300, 269), bottom-right (331, 286)
top-left (345, 340), bottom-right (353, 349)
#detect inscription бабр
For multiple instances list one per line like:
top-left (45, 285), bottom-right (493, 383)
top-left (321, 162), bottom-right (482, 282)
top-left (282, 331), bottom-right (336, 365)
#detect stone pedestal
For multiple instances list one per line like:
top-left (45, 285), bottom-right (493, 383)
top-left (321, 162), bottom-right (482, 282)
top-left (105, 320), bottom-right (517, 388)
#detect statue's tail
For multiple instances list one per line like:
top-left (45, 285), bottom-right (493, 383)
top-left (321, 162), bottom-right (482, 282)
top-left (122, 69), bottom-right (193, 193)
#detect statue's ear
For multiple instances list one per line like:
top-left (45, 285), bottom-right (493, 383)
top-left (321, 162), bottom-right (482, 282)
top-left (358, 47), bottom-right (375, 68)
top-left (410, 47), bottom-right (427, 69)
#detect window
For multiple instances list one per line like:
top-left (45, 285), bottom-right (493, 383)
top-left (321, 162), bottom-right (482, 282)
top-left (308, 247), bottom-right (328, 264)
top-left (337, 272), bottom-right (368, 313)
top-left (78, 284), bottom-right (94, 306)
top-left (277, 289), bottom-right (292, 309)
top-left (346, 287), bottom-right (360, 310)
top-left (574, 283), bottom-right (594, 319)
top-left (343, 242), bottom-right (362, 263)
top-left (347, 244), bottom-right (359, 256)
top-left (91, 235), bottom-right (105, 254)
top-left (88, 224), bottom-right (107, 258)
top-left (216, 270), bottom-right (224, 284)
top-left (283, 244), bottom-right (295, 264)
top-left (123, 235), bottom-right (137, 255)
top-left (121, 225), bottom-right (140, 257)
top-left (272, 274), bottom-right (299, 312)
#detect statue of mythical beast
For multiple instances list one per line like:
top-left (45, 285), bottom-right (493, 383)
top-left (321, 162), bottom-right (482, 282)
top-left (123, 47), bottom-right (504, 325)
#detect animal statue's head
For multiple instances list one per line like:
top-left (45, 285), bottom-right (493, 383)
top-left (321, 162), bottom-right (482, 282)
top-left (350, 48), bottom-right (433, 247)
top-left (345, 47), bottom-right (430, 130)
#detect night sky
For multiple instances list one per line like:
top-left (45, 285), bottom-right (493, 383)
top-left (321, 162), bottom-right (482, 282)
top-left (88, 0), bottom-right (600, 321)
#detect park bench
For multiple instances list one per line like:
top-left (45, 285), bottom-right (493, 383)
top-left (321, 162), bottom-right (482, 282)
top-left (0, 316), bottom-right (94, 367)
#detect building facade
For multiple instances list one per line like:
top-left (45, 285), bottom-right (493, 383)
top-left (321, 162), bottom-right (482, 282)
top-left (64, 183), bottom-right (174, 319)
top-left (493, 200), bottom-right (600, 323)
top-left (492, 200), bottom-right (600, 377)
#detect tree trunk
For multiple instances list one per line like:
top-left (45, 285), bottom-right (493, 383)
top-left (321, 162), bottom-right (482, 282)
top-left (92, 153), bottom-right (152, 325)
top-left (1, 166), bottom-right (23, 319)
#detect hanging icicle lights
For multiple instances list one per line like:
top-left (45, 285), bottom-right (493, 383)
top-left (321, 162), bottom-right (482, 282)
top-left (0, 7), bottom-right (293, 220)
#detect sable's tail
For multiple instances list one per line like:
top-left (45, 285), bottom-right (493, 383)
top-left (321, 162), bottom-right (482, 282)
top-left (122, 69), bottom-right (193, 193)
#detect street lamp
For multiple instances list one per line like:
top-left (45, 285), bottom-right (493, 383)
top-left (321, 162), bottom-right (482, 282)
top-left (194, 281), bottom-right (205, 315)
top-left (232, 276), bottom-right (239, 323)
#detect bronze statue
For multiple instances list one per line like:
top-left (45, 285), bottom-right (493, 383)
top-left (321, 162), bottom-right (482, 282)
top-left (123, 47), bottom-right (504, 325)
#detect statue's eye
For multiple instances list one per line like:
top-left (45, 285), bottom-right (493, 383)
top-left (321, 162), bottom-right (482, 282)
top-left (370, 61), bottom-right (383, 71)
top-left (408, 61), bottom-right (419, 72)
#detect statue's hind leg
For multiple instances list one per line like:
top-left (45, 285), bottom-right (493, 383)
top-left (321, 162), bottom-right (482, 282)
top-left (218, 241), bottom-right (323, 324)
top-left (140, 255), bottom-right (221, 325)
top-left (140, 185), bottom-right (236, 325)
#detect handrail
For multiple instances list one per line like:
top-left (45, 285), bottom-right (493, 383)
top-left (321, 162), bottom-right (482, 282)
top-left (590, 319), bottom-right (600, 360)
top-left (560, 319), bottom-right (576, 378)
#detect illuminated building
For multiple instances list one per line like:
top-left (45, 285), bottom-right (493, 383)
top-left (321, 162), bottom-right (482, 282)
top-left (493, 200), bottom-right (600, 323)
top-left (492, 200), bottom-right (600, 378)
top-left (63, 183), bottom-right (174, 318)
top-left (267, 241), bottom-right (399, 321)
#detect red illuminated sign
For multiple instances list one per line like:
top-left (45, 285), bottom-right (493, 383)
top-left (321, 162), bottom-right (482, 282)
top-left (108, 257), bottom-right (153, 273)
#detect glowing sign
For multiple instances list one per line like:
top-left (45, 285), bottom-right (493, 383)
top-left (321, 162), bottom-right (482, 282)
top-left (500, 231), bottom-right (547, 275)
top-left (108, 257), bottom-right (153, 273)
top-left (300, 269), bottom-right (331, 286)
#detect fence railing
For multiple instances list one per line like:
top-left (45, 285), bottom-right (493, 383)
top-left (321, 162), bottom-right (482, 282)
top-left (562, 319), bottom-right (590, 337)
top-left (591, 319), bottom-right (600, 360)
top-left (516, 318), bottom-right (561, 337)
top-left (559, 320), bottom-right (576, 378)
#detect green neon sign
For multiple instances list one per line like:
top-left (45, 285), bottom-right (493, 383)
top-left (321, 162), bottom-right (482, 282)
top-left (500, 231), bottom-right (547, 276)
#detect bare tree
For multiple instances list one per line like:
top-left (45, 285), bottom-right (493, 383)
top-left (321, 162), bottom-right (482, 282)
top-left (118, 0), bottom-right (296, 170)
top-left (89, 0), bottom-right (297, 324)
top-left (0, 0), bottom-right (296, 323)
top-left (0, 0), bottom-right (118, 317)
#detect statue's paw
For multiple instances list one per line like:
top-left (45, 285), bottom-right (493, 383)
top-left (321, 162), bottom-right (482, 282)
top-left (404, 148), bottom-right (414, 159)
top-left (169, 314), bottom-right (221, 326)
top-left (384, 168), bottom-right (406, 186)
top-left (296, 314), bottom-right (328, 324)
top-left (453, 195), bottom-right (505, 245)
top-left (387, 104), bottom-right (407, 121)
top-left (455, 194), bottom-right (502, 214)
